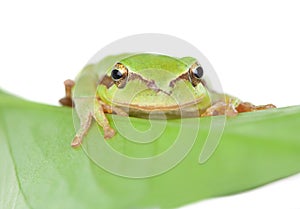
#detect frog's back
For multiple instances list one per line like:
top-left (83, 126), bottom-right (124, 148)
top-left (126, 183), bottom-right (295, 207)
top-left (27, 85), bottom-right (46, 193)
top-left (119, 53), bottom-right (189, 74)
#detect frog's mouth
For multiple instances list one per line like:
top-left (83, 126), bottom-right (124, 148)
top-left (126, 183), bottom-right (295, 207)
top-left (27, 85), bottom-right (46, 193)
top-left (110, 96), bottom-right (205, 119)
top-left (111, 95), bottom-right (204, 112)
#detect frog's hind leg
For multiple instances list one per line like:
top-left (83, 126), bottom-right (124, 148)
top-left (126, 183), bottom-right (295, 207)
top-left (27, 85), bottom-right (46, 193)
top-left (59, 79), bottom-right (75, 107)
top-left (201, 101), bottom-right (238, 117)
top-left (236, 102), bottom-right (276, 113)
top-left (201, 101), bottom-right (276, 117)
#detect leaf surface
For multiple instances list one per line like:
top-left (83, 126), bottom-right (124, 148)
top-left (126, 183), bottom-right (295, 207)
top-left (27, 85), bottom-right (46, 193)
top-left (1, 90), bottom-right (300, 209)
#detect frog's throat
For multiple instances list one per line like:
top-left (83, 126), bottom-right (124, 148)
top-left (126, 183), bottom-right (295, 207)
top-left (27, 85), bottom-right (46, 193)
top-left (110, 96), bottom-right (204, 111)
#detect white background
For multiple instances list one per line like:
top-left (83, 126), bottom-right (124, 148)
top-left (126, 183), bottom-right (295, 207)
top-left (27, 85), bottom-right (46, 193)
top-left (0, 1), bottom-right (300, 209)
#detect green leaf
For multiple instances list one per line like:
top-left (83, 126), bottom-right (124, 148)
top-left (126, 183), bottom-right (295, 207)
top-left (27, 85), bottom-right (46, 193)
top-left (1, 89), bottom-right (300, 209)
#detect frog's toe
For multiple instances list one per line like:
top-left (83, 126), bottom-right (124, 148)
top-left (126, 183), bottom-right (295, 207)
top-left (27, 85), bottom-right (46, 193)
top-left (256, 104), bottom-right (276, 110)
top-left (71, 136), bottom-right (82, 147)
top-left (104, 127), bottom-right (115, 139)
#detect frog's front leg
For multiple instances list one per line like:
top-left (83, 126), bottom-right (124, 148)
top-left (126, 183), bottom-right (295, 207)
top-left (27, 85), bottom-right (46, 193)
top-left (71, 112), bottom-right (93, 147)
top-left (71, 98), bottom-right (123, 147)
top-left (92, 98), bottom-right (116, 139)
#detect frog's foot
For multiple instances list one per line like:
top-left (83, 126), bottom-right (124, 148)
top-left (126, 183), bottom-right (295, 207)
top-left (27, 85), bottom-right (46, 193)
top-left (59, 79), bottom-right (75, 107)
top-left (201, 101), bottom-right (238, 117)
top-left (236, 102), bottom-right (276, 113)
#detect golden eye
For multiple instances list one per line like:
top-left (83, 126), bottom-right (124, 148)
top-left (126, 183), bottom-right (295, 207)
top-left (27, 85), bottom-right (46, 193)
top-left (111, 63), bottom-right (128, 88)
top-left (111, 69), bottom-right (123, 81)
top-left (191, 66), bottom-right (204, 79)
top-left (188, 64), bottom-right (204, 87)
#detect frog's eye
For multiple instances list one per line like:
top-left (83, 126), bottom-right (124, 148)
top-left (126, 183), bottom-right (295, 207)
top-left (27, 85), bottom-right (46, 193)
top-left (191, 66), bottom-right (203, 79)
top-left (111, 63), bottom-right (128, 88)
top-left (111, 69), bottom-right (124, 80)
top-left (188, 64), bottom-right (204, 87)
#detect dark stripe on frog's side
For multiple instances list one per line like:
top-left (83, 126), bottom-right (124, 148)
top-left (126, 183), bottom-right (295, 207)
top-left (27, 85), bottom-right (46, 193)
top-left (99, 72), bottom-right (168, 94)
top-left (168, 71), bottom-right (207, 88)
top-left (169, 72), bottom-right (190, 88)
top-left (128, 72), bottom-right (173, 95)
top-left (127, 72), bottom-right (159, 91)
top-left (168, 63), bottom-right (208, 88)
top-left (99, 75), bottom-right (114, 88)
top-left (99, 62), bottom-right (161, 92)
top-left (100, 70), bottom-right (207, 94)
top-left (99, 61), bottom-right (207, 93)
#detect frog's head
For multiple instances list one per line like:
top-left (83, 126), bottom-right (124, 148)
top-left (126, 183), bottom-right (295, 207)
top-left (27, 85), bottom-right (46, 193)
top-left (97, 53), bottom-right (211, 117)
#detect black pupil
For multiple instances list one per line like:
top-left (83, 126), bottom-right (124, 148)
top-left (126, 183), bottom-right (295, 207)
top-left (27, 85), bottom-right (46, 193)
top-left (193, 66), bottom-right (203, 79)
top-left (111, 69), bottom-right (123, 80)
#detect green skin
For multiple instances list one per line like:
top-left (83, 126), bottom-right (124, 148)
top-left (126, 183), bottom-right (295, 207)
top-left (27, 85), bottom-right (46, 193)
top-left (98, 54), bottom-right (215, 118)
top-left (70, 53), bottom-right (240, 147)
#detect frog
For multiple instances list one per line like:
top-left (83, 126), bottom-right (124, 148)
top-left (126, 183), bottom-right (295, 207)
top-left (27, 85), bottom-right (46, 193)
top-left (60, 53), bottom-right (276, 147)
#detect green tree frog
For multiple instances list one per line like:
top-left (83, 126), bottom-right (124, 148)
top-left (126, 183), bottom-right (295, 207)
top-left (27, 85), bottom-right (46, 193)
top-left (60, 53), bottom-right (275, 147)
